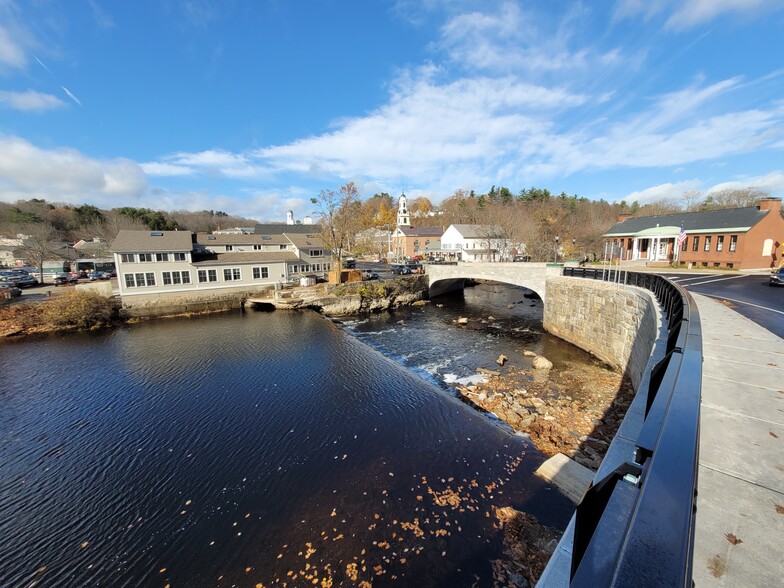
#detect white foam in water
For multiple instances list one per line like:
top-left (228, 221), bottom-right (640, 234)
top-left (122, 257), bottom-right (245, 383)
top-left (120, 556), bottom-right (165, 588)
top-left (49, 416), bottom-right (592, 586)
top-left (443, 373), bottom-right (487, 386)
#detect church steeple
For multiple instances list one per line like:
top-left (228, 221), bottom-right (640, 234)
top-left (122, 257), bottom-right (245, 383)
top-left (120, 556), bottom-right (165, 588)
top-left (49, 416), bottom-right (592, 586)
top-left (397, 192), bottom-right (410, 228)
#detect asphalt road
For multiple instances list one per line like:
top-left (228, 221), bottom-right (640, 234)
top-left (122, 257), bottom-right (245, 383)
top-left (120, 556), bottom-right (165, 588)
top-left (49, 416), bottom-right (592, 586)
top-left (663, 271), bottom-right (784, 339)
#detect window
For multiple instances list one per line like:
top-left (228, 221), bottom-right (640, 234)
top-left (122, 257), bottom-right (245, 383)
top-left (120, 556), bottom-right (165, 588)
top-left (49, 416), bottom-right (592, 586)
top-left (198, 269), bottom-right (217, 283)
top-left (253, 244), bottom-right (262, 250)
top-left (120, 253), bottom-right (135, 263)
top-left (156, 253), bottom-right (169, 262)
top-left (128, 272), bottom-right (155, 287)
top-left (225, 245), bottom-right (234, 251)
top-left (704, 236), bottom-right (711, 251)
top-left (279, 244), bottom-right (287, 250)
top-left (716, 236), bottom-right (724, 252)
top-left (681, 237), bottom-right (687, 252)
top-left (252, 267), bottom-right (269, 279)
top-left (692, 236), bottom-right (700, 252)
top-left (729, 235), bottom-right (737, 252)
top-left (310, 249), bottom-right (323, 256)
top-left (138, 253), bottom-right (153, 262)
top-left (162, 271), bottom-right (189, 285)
top-left (223, 268), bottom-right (241, 281)
top-left (174, 252), bottom-right (187, 261)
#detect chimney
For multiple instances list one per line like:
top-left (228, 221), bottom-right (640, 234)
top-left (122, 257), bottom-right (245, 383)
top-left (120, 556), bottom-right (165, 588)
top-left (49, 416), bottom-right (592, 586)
top-left (617, 214), bottom-right (634, 223)
top-left (758, 197), bottom-right (782, 212)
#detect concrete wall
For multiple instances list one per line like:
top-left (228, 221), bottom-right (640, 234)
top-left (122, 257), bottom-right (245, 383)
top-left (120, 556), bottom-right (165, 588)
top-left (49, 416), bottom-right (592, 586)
top-left (120, 285), bottom-right (274, 317)
top-left (544, 276), bottom-right (660, 390)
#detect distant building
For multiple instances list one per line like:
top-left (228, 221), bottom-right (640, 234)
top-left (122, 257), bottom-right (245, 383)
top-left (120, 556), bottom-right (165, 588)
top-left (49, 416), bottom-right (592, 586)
top-left (390, 193), bottom-right (443, 259)
top-left (603, 197), bottom-right (784, 269)
top-left (440, 224), bottom-right (517, 262)
top-left (111, 227), bottom-right (331, 304)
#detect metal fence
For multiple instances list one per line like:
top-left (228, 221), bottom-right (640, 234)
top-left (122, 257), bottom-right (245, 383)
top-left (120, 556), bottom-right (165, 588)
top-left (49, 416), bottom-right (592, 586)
top-left (562, 267), bottom-right (701, 587)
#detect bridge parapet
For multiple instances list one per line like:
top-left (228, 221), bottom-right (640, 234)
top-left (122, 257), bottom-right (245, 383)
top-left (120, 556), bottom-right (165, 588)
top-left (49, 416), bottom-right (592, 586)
top-left (426, 262), bottom-right (564, 301)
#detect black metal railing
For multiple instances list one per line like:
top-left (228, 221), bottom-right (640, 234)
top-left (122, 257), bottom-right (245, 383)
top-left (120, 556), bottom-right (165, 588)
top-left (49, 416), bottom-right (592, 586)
top-left (562, 267), bottom-right (701, 587)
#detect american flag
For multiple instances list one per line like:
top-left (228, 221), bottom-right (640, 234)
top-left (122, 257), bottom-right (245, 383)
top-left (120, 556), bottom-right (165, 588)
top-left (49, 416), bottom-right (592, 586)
top-left (676, 223), bottom-right (687, 247)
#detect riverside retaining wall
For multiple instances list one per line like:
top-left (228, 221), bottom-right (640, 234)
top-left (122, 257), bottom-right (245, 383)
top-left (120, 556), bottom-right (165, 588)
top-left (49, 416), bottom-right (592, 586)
top-left (543, 276), bottom-right (660, 390)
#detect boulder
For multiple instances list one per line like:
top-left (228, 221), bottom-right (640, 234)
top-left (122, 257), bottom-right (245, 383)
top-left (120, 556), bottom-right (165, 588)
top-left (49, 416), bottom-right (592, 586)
top-left (497, 354), bottom-right (508, 366)
top-left (456, 317), bottom-right (469, 325)
top-left (532, 355), bottom-right (553, 370)
top-left (523, 350), bottom-right (537, 357)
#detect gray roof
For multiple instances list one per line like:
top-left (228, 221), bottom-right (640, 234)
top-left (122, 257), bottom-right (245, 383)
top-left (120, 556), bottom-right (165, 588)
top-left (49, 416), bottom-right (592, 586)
top-left (283, 232), bottom-right (325, 248)
top-left (111, 230), bottom-right (194, 253)
top-left (604, 206), bottom-right (772, 236)
top-left (400, 226), bottom-right (443, 237)
top-left (195, 233), bottom-right (288, 246)
top-left (449, 224), bottom-right (505, 238)
top-left (254, 223), bottom-right (317, 235)
top-left (191, 251), bottom-right (300, 265)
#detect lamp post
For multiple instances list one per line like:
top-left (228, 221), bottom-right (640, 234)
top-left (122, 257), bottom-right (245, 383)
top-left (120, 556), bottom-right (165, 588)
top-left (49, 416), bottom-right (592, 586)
top-left (554, 235), bottom-right (560, 263)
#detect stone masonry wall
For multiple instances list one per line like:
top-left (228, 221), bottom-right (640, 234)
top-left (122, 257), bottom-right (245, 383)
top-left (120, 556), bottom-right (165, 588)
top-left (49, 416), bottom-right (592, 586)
top-left (543, 276), bottom-right (660, 390)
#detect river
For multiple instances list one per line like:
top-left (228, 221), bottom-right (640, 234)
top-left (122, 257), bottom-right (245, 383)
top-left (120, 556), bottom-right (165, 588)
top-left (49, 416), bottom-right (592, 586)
top-left (0, 283), bottom-right (581, 587)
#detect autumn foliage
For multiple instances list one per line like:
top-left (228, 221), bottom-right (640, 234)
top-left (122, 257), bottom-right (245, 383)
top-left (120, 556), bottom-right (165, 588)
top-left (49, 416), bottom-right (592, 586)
top-left (0, 290), bottom-right (118, 336)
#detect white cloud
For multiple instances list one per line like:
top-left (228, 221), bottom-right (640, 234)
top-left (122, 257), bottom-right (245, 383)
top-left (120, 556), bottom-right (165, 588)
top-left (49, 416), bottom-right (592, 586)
top-left (0, 24), bottom-right (26, 69)
top-left (623, 180), bottom-right (703, 203)
top-left (140, 162), bottom-right (194, 177)
top-left (613, 0), bottom-right (783, 29)
top-left (0, 136), bottom-right (147, 206)
top-left (0, 89), bottom-right (66, 111)
top-left (704, 171), bottom-right (784, 195)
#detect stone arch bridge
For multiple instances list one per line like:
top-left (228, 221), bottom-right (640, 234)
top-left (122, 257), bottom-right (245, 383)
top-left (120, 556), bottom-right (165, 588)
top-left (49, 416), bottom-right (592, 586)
top-left (426, 262), bottom-right (564, 301)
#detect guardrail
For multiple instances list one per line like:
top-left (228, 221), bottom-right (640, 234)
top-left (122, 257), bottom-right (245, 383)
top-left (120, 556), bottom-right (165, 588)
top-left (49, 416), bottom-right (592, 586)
top-left (562, 267), bottom-right (701, 587)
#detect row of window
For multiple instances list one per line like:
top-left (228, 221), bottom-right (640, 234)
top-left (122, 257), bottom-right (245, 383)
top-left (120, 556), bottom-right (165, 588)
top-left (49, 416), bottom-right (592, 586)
top-left (682, 235), bottom-right (737, 253)
top-left (124, 267), bottom-right (272, 288)
top-left (120, 252), bottom-right (188, 263)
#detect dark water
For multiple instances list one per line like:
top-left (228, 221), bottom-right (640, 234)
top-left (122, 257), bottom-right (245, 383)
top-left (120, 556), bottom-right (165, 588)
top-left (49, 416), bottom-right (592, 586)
top-left (0, 285), bottom-right (575, 587)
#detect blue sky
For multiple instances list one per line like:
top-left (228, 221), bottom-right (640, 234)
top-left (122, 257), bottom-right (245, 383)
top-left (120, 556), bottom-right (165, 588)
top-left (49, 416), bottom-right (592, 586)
top-left (1, 0), bottom-right (783, 223)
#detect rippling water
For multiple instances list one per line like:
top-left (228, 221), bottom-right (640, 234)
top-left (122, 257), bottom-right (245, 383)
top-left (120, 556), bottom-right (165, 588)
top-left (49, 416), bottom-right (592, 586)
top-left (1, 295), bottom-right (573, 587)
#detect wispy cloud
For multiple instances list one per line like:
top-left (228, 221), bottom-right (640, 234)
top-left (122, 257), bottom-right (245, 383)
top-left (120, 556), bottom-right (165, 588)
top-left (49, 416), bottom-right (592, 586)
top-left (61, 86), bottom-right (82, 107)
top-left (613, 0), bottom-right (784, 30)
top-left (0, 23), bottom-right (27, 69)
top-left (88, 0), bottom-right (115, 30)
top-left (0, 89), bottom-right (66, 112)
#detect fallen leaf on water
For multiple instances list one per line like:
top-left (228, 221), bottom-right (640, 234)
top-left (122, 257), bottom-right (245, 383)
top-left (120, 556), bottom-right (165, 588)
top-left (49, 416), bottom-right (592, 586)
top-left (775, 504), bottom-right (784, 514)
top-left (185, 499), bottom-right (192, 506)
top-left (725, 533), bottom-right (742, 545)
top-left (770, 431), bottom-right (779, 438)
top-left (245, 566), bottom-right (252, 573)
top-left (80, 542), bottom-right (89, 549)
top-left (159, 567), bottom-right (167, 573)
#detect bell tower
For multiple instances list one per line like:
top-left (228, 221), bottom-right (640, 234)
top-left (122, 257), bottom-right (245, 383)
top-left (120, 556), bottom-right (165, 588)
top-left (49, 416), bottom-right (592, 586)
top-left (397, 192), bottom-right (410, 228)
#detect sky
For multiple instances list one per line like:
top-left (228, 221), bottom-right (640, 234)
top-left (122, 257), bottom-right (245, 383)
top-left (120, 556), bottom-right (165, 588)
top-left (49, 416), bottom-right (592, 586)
top-left (1, 0), bottom-right (783, 223)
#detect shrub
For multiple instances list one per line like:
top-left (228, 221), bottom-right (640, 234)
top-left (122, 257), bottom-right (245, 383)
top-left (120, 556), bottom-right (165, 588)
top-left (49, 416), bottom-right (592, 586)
top-left (39, 290), bottom-right (117, 329)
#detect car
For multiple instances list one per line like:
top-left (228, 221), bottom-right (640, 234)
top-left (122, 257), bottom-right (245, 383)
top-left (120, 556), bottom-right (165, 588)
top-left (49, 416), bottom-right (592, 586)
top-left (0, 271), bottom-right (38, 288)
top-left (0, 285), bottom-right (22, 299)
top-left (342, 258), bottom-right (356, 269)
top-left (391, 264), bottom-right (412, 275)
top-left (362, 270), bottom-right (379, 280)
top-left (770, 268), bottom-right (784, 286)
top-left (53, 273), bottom-right (79, 286)
top-left (88, 271), bottom-right (111, 280)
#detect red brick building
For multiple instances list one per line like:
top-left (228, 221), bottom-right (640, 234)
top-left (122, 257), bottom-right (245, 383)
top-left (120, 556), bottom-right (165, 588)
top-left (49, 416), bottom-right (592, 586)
top-left (603, 198), bottom-right (784, 269)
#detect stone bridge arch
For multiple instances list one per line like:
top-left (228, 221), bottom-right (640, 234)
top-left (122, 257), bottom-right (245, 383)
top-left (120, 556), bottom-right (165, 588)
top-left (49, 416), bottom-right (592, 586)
top-left (426, 262), bottom-right (562, 301)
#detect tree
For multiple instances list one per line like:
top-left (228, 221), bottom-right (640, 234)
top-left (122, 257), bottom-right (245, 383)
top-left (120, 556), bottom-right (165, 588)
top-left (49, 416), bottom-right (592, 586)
top-left (310, 182), bottom-right (361, 269)
top-left (701, 188), bottom-right (768, 210)
top-left (13, 223), bottom-right (66, 282)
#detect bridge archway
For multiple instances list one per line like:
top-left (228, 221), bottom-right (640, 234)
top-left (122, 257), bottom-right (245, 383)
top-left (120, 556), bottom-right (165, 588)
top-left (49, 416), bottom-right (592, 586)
top-left (426, 262), bottom-right (562, 302)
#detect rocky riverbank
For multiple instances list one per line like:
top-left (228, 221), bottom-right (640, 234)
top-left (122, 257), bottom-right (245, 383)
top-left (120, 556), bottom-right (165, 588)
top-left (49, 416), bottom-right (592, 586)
top-left (455, 349), bottom-right (634, 472)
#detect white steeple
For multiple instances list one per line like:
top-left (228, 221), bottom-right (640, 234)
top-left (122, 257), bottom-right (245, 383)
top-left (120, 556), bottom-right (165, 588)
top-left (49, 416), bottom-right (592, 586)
top-left (286, 210), bottom-right (295, 225)
top-left (397, 192), bottom-right (410, 228)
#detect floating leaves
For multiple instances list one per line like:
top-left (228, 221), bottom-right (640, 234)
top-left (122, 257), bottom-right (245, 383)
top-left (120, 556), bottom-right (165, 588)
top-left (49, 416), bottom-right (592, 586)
top-left (725, 532), bottom-right (743, 545)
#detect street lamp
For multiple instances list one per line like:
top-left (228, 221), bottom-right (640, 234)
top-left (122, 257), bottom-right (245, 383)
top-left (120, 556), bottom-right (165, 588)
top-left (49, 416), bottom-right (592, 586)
top-left (554, 235), bottom-right (560, 263)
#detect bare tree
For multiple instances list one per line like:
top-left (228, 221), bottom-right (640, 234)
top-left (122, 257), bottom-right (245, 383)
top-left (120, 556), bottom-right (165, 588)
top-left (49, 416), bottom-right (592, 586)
top-left (13, 223), bottom-right (67, 282)
top-left (702, 188), bottom-right (768, 209)
top-left (681, 190), bottom-right (702, 211)
top-left (311, 182), bottom-right (361, 269)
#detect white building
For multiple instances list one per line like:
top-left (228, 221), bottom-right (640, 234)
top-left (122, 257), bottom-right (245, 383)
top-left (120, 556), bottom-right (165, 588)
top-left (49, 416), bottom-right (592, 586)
top-left (111, 229), bottom-right (331, 300)
top-left (440, 224), bottom-right (516, 262)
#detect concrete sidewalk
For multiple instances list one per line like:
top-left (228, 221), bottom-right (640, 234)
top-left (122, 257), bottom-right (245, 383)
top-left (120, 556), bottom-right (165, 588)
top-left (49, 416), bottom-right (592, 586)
top-left (692, 293), bottom-right (784, 586)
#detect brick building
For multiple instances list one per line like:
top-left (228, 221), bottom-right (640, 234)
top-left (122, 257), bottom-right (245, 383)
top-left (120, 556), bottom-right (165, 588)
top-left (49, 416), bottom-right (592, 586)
top-left (604, 197), bottom-right (784, 269)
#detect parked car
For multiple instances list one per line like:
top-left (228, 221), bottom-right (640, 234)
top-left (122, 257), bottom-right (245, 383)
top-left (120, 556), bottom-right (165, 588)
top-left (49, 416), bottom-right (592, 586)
top-left (0, 285), bottom-right (22, 299)
top-left (342, 258), bottom-right (356, 269)
top-left (362, 270), bottom-right (379, 280)
top-left (769, 268), bottom-right (784, 287)
top-left (391, 264), bottom-right (412, 275)
top-left (88, 271), bottom-right (111, 280)
top-left (54, 273), bottom-right (79, 286)
top-left (0, 271), bottom-right (38, 288)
